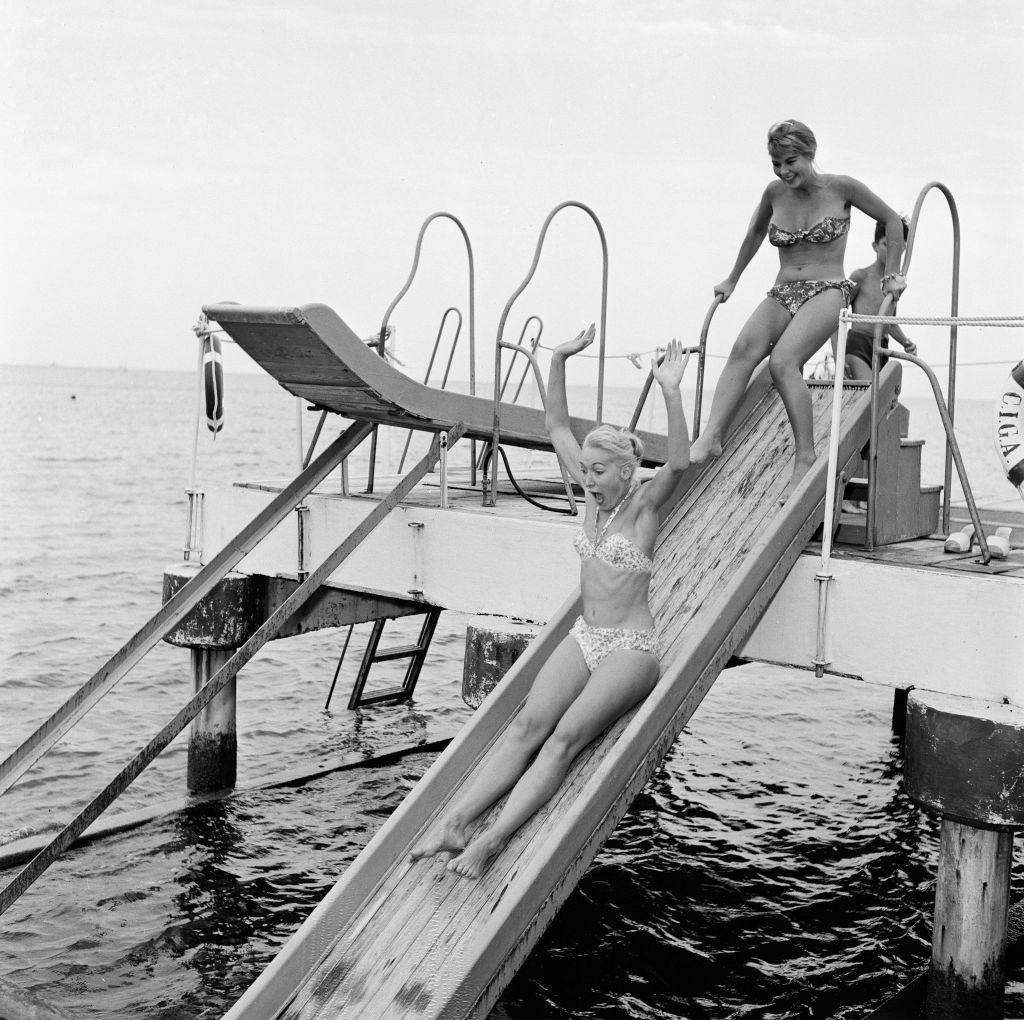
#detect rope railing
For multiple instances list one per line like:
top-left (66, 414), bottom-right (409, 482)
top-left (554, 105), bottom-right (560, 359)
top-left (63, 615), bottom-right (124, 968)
top-left (849, 314), bottom-right (1022, 327)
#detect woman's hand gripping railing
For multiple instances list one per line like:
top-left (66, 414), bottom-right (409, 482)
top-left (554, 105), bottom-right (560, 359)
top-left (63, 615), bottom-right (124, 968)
top-left (485, 337), bottom-right (578, 515)
top-left (627, 294), bottom-right (722, 435)
top-left (397, 307), bottom-right (463, 473)
top-left (903, 181), bottom-right (962, 533)
top-left (365, 211), bottom-right (476, 493)
top-left (486, 200), bottom-right (608, 507)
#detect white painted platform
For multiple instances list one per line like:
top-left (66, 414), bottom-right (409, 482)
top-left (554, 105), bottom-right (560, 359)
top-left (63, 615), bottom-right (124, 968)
top-left (200, 468), bottom-right (1024, 707)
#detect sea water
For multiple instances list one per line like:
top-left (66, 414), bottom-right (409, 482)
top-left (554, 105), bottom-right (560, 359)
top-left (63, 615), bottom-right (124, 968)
top-left (1, 363), bottom-right (1021, 1019)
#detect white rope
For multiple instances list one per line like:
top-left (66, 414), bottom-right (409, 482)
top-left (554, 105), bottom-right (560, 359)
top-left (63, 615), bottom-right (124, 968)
top-left (848, 313), bottom-right (1023, 327)
top-left (532, 340), bottom-right (730, 366)
top-left (533, 339), bottom-right (665, 364)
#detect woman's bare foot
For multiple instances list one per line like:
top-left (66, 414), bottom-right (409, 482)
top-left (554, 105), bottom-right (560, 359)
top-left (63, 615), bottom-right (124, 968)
top-left (779, 454), bottom-right (816, 504)
top-left (409, 817), bottom-right (468, 861)
top-left (689, 432), bottom-right (722, 465)
top-left (446, 830), bottom-right (505, 880)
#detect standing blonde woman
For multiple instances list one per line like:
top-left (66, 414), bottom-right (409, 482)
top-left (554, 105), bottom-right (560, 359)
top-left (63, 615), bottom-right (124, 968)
top-left (689, 119), bottom-right (907, 499)
top-left (411, 328), bottom-right (690, 878)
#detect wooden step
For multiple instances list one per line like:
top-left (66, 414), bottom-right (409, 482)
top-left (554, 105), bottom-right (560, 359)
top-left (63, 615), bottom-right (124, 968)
top-left (836, 484), bottom-right (942, 545)
top-left (371, 642), bottom-right (428, 662)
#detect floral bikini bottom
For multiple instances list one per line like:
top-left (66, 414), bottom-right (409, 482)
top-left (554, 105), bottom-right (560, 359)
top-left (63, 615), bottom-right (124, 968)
top-left (766, 278), bottom-right (855, 317)
top-left (570, 616), bottom-right (661, 672)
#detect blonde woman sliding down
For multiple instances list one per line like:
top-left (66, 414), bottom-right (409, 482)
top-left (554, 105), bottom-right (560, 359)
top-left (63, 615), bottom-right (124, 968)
top-left (411, 329), bottom-right (690, 879)
top-left (689, 119), bottom-right (907, 500)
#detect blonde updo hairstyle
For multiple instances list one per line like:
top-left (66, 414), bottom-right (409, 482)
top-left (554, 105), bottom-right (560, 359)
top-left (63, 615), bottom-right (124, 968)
top-left (582, 424), bottom-right (643, 479)
top-left (767, 119), bottom-right (817, 162)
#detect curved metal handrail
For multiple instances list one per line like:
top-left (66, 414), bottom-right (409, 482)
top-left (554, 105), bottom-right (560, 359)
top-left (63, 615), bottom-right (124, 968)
top-left (692, 294), bottom-right (723, 440)
top-left (904, 182), bottom-right (961, 533)
top-left (879, 348), bottom-right (990, 564)
top-left (626, 343), bottom-right (702, 433)
top-left (397, 306), bottom-right (463, 473)
top-left (492, 337), bottom-right (578, 515)
top-left (486, 201), bottom-right (609, 507)
top-left (367, 211), bottom-right (477, 491)
top-left (626, 294), bottom-right (721, 438)
top-left (501, 316), bottom-right (545, 405)
top-left (477, 315), bottom-right (544, 472)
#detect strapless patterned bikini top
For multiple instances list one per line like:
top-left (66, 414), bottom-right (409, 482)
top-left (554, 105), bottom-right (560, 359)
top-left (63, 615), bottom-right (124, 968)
top-left (574, 528), bottom-right (654, 574)
top-left (769, 215), bottom-right (850, 247)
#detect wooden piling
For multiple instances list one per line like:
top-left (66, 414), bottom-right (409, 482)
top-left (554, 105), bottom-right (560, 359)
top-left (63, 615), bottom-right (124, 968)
top-left (187, 647), bottom-right (238, 792)
top-left (905, 690), bottom-right (1024, 1019)
top-left (163, 563), bottom-right (260, 793)
top-left (928, 821), bottom-right (1013, 1019)
top-left (462, 616), bottom-right (539, 708)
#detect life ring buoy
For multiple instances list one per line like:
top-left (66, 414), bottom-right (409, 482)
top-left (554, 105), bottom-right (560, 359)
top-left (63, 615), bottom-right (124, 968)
top-left (203, 333), bottom-right (224, 434)
top-left (994, 360), bottom-right (1024, 497)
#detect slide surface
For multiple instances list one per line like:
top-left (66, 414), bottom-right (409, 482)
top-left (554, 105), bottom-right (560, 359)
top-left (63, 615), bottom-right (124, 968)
top-left (220, 346), bottom-right (900, 1020)
top-left (203, 302), bottom-right (668, 463)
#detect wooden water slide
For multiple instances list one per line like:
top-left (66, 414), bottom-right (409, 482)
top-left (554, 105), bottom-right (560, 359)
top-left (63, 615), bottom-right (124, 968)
top-left (212, 301), bottom-right (900, 1018)
top-left (203, 302), bottom-right (667, 462)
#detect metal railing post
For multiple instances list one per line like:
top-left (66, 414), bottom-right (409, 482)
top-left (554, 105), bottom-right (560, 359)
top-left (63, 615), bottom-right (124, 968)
top-left (488, 201), bottom-right (609, 507)
top-left (377, 212), bottom-right (476, 485)
top-left (903, 182), bottom-right (961, 533)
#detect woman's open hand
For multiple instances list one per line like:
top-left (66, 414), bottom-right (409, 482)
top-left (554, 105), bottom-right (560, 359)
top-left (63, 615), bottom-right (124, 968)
top-left (553, 323), bottom-right (596, 359)
top-left (652, 338), bottom-right (690, 390)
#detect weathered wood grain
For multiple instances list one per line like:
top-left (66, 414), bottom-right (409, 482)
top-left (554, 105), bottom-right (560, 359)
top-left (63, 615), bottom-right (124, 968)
top-left (205, 302), bottom-right (667, 460)
top-left (264, 382), bottom-right (873, 1019)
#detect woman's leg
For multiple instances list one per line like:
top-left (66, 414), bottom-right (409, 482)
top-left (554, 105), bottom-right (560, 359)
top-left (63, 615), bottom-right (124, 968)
top-left (690, 299), bottom-right (790, 463)
top-left (448, 649), bottom-right (660, 878)
top-left (410, 634), bottom-right (590, 859)
top-left (768, 290), bottom-right (845, 499)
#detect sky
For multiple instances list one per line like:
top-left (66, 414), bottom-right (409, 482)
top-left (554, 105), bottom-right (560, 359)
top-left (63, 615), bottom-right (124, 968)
top-left (2, 0), bottom-right (1022, 400)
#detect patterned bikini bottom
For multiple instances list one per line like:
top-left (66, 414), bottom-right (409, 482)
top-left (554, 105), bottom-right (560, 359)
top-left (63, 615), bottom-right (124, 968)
top-left (570, 616), bottom-right (661, 672)
top-left (766, 278), bottom-right (855, 317)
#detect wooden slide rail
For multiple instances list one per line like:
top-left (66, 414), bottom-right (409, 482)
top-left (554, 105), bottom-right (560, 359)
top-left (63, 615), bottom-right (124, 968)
top-left (222, 364), bottom-right (901, 1019)
top-left (0, 426), bottom-right (466, 917)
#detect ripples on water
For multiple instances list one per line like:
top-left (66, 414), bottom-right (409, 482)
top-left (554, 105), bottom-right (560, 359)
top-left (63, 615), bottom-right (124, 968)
top-left (1, 365), bottom-right (1021, 1018)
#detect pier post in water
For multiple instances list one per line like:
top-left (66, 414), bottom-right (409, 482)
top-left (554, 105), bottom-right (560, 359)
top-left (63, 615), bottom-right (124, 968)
top-left (162, 563), bottom-right (260, 793)
top-left (462, 615), bottom-right (539, 708)
top-left (904, 690), bottom-right (1024, 1019)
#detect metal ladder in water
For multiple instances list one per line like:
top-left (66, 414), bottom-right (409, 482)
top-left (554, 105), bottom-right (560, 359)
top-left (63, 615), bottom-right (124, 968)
top-left (0, 422), bottom-right (466, 916)
top-left (335, 607), bottom-right (443, 710)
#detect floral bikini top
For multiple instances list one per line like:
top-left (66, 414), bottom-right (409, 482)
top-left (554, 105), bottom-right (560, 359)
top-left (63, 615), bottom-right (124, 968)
top-left (573, 528), bottom-right (654, 574)
top-left (769, 215), bottom-right (850, 247)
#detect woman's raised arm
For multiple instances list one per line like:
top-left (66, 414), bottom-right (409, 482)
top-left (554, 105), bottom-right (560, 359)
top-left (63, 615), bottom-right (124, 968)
top-left (545, 324), bottom-right (595, 484)
top-left (637, 339), bottom-right (691, 510)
